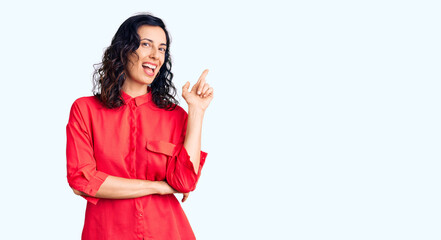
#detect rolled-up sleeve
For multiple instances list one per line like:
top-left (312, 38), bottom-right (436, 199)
top-left (165, 112), bottom-right (207, 193)
top-left (66, 101), bottom-right (109, 205)
top-left (166, 144), bottom-right (207, 193)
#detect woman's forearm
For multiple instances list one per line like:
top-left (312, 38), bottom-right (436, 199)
top-left (183, 107), bottom-right (204, 174)
top-left (72, 175), bottom-right (177, 199)
top-left (181, 69), bottom-right (213, 175)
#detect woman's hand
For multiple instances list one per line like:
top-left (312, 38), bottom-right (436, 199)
top-left (181, 192), bottom-right (189, 202)
top-left (156, 181), bottom-right (190, 202)
top-left (182, 69), bottom-right (214, 111)
top-left (156, 181), bottom-right (179, 195)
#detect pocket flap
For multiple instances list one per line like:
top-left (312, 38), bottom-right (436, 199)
top-left (145, 140), bottom-right (177, 156)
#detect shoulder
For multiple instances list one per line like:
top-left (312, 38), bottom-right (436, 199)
top-left (67, 96), bottom-right (102, 131)
top-left (167, 104), bottom-right (188, 123)
top-left (171, 104), bottom-right (187, 117)
top-left (72, 95), bottom-right (100, 106)
top-left (149, 104), bottom-right (188, 127)
top-left (149, 102), bottom-right (187, 117)
top-left (68, 96), bottom-right (104, 121)
top-left (70, 95), bottom-right (104, 111)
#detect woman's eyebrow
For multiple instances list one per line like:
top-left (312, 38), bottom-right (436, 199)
top-left (141, 38), bottom-right (167, 46)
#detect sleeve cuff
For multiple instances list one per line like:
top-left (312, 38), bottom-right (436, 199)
top-left (68, 171), bottom-right (109, 205)
top-left (81, 195), bottom-right (100, 205)
top-left (165, 146), bottom-right (208, 192)
top-left (82, 171), bottom-right (109, 197)
top-left (180, 147), bottom-right (208, 175)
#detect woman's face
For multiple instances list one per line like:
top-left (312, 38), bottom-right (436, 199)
top-left (125, 25), bottom-right (167, 87)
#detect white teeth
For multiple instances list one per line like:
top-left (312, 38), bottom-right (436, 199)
top-left (142, 63), bottom-right (157, 69)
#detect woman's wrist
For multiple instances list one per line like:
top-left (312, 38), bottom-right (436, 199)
top-left (187, 105), bottom-right (206, 115)
top-left (143, 180), bottom-right (160, 195)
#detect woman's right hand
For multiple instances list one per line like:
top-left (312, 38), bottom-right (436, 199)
top-left (156, 181), bottom-right (190, 202)
top-left (156, 180), bottom-right (178, 195)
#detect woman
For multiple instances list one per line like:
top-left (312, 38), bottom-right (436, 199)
top-left (66, 13), bottom-right (213, 240)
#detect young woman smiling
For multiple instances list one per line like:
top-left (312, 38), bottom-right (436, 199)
top-left (66, 13), bottom-right (213, 240)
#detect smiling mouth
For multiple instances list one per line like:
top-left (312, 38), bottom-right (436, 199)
top-left (142, 63), bottom-right (157, 76)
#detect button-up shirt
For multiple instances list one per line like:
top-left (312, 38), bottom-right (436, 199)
top-left (66, 90), bottom-right (207, 240)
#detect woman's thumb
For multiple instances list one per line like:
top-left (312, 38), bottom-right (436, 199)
top-left (182, 81), bottom-right (190, 93)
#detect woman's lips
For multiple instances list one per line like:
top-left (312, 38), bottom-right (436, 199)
top-left (143, 66), bottom-right (155, 76)
top-left (142, 62), bottom-right (157, 77)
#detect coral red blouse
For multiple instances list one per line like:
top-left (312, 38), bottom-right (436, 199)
top-left (66, 89), bottom-right (207, 240)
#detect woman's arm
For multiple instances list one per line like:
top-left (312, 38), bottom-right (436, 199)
top-left (183, 108), bottom-right (204, 174)
top-left (182, 69), bottom-right (214, 174)
top-left (72, 176), bottom-right (178, 199)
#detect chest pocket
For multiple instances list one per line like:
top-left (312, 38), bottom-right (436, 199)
top-left (145, 140), bottom-right (177, 180)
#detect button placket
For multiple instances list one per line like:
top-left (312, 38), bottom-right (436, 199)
top-left (129, 100), bottom-right (137, 176)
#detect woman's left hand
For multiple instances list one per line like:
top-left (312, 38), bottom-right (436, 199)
top-left (182, 69), bottom-right (214, 111)
top-left (181, 192), bottom-right (189, 202)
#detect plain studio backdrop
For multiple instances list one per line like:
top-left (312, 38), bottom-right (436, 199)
top-left (0, 0), bottom-right (439, 239)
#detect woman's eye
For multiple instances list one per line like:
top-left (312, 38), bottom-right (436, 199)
top-left (159, 48), bottom-right (166, 52)
top-left (142, 42), bottom-right (150, 47)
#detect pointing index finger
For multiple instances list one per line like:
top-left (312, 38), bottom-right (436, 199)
top-left (197, 69), bottom-right (209, 94)
top-left (199, 69), bottom-right (209, 81)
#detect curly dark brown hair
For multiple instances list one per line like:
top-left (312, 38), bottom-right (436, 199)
top-left (92, 13), bottom-right (178, 110)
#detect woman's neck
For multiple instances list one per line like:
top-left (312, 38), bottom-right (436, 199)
top-left (121, 81), bottom-right (149, 98)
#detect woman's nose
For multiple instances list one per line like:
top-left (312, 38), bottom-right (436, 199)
top-left (149, 48), bottom-right (159, 59)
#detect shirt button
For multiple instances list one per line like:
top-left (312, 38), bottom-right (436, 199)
top-left (131, 147), bottom-right (135, 152)
top-left (139, 213), bottom-right (143, 217)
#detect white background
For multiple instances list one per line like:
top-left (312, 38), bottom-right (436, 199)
top-left (0, 0), bottom-right (440, 239)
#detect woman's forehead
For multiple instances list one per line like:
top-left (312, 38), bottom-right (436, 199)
top-left (138, 25), bottom-right (167, 45)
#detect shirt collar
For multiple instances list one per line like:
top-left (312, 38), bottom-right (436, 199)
top-left (121, 88), bottom-right (152, 107)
